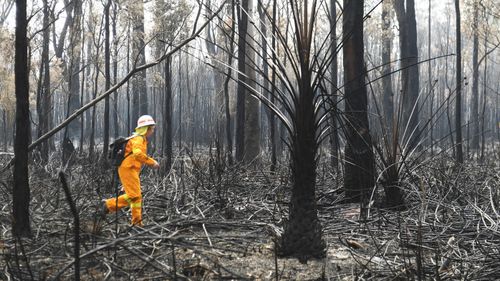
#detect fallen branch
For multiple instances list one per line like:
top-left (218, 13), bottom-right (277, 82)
top-left (58, 171), bottom-right (80, 281)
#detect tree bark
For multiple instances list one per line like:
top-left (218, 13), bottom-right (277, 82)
top-left (393, 0), bottom-right (420, 151)
top-left (112, 2), bottom-right (119, 138)
top-left (455, 0), bottom-right (463, 164)
top-left (2, 110), bottom-right (7, 151)
top-left (381, 0), bottom-right (393, 140)
top-left (428, 0), bottom-right (434, 155)
top-left (84, 16), bottom-right (93, 151)
top-left (243, 0), bottom-right (260, 163)
top-left (103, 0), bottom-right (111, 159)
top-left (235, 0), bottom-right (248, 162)
top-left (205, 0), bottom-right (225, 149)
top-left (480, 34), bottom-right (487, 162)
top-left (64, 0), bottom-right (82, 142)
top-left (342, 0), bottom-right (375, 204)
top-left (131, 0), bottom-right (147, 123)
top-left (269, 0), bottom-right (278, 170)
top-left (223, 0), bottom-right (236, 164)
top-left (61, 0), bottom-right (82, 165)
top-left (471, 1), bottom-right (480, 150)
top-left (380, 0), bottom-right (404, 209)
top-left (259, 1), bottom-right (274, 169)
top-left (178, 52), bottom-right (183, 150)
top-left (36, 0), bottom-right (51, 162)
top-left (79, 26), bottom-right (85, 156)
top-left (13, 0), bottom-right (31, 237)
top-left (329, 0), bottom-right (339, 171)
top-left (162, 56), bottom-right (173, 175)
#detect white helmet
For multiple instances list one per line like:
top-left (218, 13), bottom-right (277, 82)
top-left (136, 115), bottom-right (156, 129)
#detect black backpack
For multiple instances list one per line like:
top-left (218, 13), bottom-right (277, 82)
top-left (109, 136), bottom-right (133, 166)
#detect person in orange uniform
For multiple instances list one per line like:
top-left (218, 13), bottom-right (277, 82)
top-left (103, 115), bottom-right (160, 226)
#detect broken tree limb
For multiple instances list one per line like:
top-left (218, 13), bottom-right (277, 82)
top-left (58, 171), bottom-right (80, 281)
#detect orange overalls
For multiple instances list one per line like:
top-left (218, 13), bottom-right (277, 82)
top-left (105, 135), bottom-right (156, 226)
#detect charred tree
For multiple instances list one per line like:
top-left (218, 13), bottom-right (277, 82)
top-left (455, 0), bottom-right (463, 164)
top-left (378, 0), bottom-right (405, 209)
top-left (13, 0), bottom-right (31, 237)
top-left (381, 0), bottom-right (394, 139)
top-left (162, 56), bottom-right (173, 175)
top-left (393, 0), bottom-right (420, 151)
top-left (268, 0), bottom-right (278, 171)
top-left (427, 0), bottom-right (434, 155)
top-left (279, 0), bottom-right (326, 261)
top-left (112, 2), bottom-right (119, 138)
top-left (64, 0), bottom-right (83, 145)
top-left (130, 0), bottom-right (147, 123)
top-left (36, 0), bottom-right (51, 163)
top-left (103, 0), bottom-right (111, 159)
top-left (223, 0), bottom-right (236, 164)
top-left (234, 0), bottom-right (249, 162)
top-left (342, 0), bottom-right (375, 204)
top-left (329, 0), bottom-right (340, 171)
top-left (258, 1), bottom-right (275, 169)
top-left (242, 0), bottom-right (260, 163)
top-left (205, 0), bottom-right (225, 149)
top-left (471, 1), bottom-right (480, 151)
top-left (178, 52), bottom-right (183, 150)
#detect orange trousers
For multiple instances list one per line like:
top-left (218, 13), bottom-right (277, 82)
top-left (105, 165), bottom-right (143, 226)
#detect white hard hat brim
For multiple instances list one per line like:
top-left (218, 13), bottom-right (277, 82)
top-left (135, 122), bottom-right (156, 129)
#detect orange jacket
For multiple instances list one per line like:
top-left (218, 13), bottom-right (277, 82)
top-left (120, 135), bottom-right (156, 170)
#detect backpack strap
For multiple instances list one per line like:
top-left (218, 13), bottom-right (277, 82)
top-left (122, 135), bottom-right (135, 161)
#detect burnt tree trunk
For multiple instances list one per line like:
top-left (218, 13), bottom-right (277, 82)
top-left (480, 34), bottom-right (488, 162)
top-left (329, 0), bottom-right (340, 171)
top-left (162, 56), bottom-right (173, 175)
top-left (36, 0), bottom-right (51, 162)
top-left (380, 0), bottom-right (404, 209)
top-left (103, 0), bottom-right (111, 159)
top-left (242, 0), bottom-right (260, 163)
top-left (471, 1), bottom-right (480, 151)
top-left (259, 1), bottom-right (275, 170)
top-left (78, 25), bottom-right (85, 156)
top-left (13, 0), bottom-right (31, 237)
top-left (269, 0), bottom-right (277, 171)
top-left (64, 0), bottom-right (82, 141)
top-left (342, 0), bottom-right (375, 204)
top-left (131, 0), bottom-right (147, 123)
top-left (62, 0), bottom-right (82, 164)
top-left (235, 0), bottom-right (248, 162)
top-left (279, 0), bottom-right (325, 261)
top-left (223, 0), bottom-right (235, 164)
top-left (381, 0), bottom-right (393, 140)
top-left (178, 52), bottom-right (182, 150)
top-left (393, 0), bottom-right (420, 151)
top-left (428, 0), bottom-right (434, 155)
top-left (112, 2), bottom-right (119, 138)
top-left (455, 0), bottom-right (463, 164)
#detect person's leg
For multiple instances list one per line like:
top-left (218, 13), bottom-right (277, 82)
top-left (105, 194), bottom-right (130, 212)
top-left (130, 196), bottom-right (143, 226)
top-left (118, 166), bottom-right (143, 225)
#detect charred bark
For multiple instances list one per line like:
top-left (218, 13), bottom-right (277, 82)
top-left (342, 0), bottom-right (375, 203)
top-left (13, 0), bottom-right (31, 237)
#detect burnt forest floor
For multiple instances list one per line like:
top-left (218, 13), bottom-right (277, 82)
top-left (1, 148), bottom-right (500, 280)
